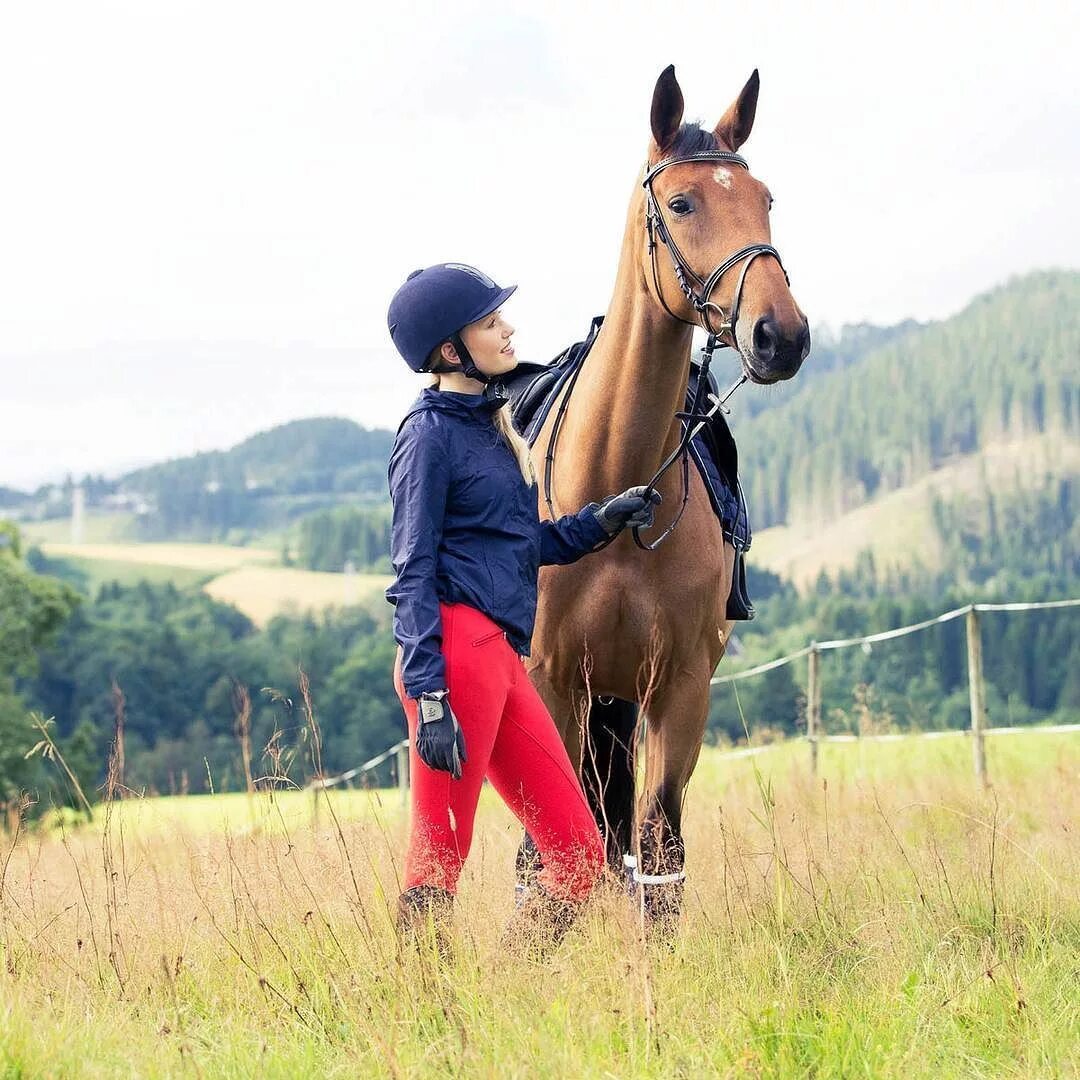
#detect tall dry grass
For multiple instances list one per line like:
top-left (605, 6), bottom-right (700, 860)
top-left (0, 733), bottom-right (1077, 1078)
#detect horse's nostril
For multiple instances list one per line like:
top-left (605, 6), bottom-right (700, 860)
top-left (753, 316), bottom-right (778, 363)
top-left (797, 321), bottom-right (811, 360)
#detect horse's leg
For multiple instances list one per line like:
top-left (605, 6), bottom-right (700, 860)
top-left (582, 697), bottom-right (639, 874)
top-left (635, 674), bottom-right (710, 930)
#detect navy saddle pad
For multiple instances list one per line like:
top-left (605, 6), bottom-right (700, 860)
top-left (504, 316), bottom-right (755, 619)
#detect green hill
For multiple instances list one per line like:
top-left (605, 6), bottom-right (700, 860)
top-left (118, 417), bottom-right (393, 540)
top-left (0, 486), bottom-right (31, 510)
top-left (730, 270), bottom-right (1079, 589)
top-left (734, 269), bottom-right (1079, 529)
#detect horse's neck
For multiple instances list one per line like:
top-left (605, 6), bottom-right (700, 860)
top-left (561, 254), bottom-right (694, 499)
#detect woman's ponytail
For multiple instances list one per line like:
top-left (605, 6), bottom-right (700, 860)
top-left (493, 405), bottom-right (536, 485)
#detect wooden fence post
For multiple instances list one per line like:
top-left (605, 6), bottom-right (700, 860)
top-left (965, 605), bottom-right (988, 787)
top-left (807, 643), bottom-right (821, 776)
top-left (396, 743), bottom-right (410, 806)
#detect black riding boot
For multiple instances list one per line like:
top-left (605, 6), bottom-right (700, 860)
top-left (397, 885), bottom-right (454, 961)
top-left (500, 886), bottom-right (579, 962)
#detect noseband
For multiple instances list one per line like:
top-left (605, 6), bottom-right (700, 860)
top-left (643, 149), bottom-right (788, 343)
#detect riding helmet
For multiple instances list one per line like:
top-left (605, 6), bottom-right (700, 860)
top-left (387, 263), bottom-right (517, 372)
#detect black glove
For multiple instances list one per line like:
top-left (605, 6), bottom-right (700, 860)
top-left (415, 690), bottom-right (467, 779)
top-left (593, 486), bottom-right (662, 536)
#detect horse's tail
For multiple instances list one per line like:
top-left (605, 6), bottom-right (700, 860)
top-left (582, 697), bottom-right (639, 872)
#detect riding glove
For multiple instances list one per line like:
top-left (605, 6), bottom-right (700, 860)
top-left (415, 690), bottom-right (467, 779)
top-left (593, 486), bottom-right (663, 536)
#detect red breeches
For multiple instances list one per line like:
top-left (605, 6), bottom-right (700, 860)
top-left (394, 603), bottom-right (604, 902)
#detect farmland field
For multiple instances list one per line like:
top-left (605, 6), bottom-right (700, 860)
top-left (38, 541), bottom-right (279, 572)
top-left (1, 731), bottom-right (1077, 1078)
top-left (27, 535), bottom-right (391, 625)
top-left (203, 565), bottom-right (393, 626)
top-left (20, 512), bottom-right (136, 545)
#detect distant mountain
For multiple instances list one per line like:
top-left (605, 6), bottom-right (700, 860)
top-left (733, 269), bottom-right (1079, 528)
top-left (117, 417), bottom-right (393, 540)
top-left (0, 486), bottom-right (31, 509)
top-left (733, 270), bottom-right (1080, 589)
top-left (0, 340), bottom-right (415, 491)
top-left (711, 318), bottom-right (927, 421)
top-left (17, 271), bottom-right (1075, 587)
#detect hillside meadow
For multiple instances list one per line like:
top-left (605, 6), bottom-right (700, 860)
top-left (750, 434), bottom-right (1080, 589)
top-left (28, 535), bottom-right (392, 626)
top-left (1, 731), bottom-right (1076, 1078)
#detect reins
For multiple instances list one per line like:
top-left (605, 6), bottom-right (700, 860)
top-left (630, 339), bottom-right (747, 551)
top-left (543, 148), bottom-right (791, 551)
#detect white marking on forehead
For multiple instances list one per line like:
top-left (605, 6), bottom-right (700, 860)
top-left (712, 167), bottom-right (733, 189)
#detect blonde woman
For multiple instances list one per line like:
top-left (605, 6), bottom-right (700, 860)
top-left (385, 263), bottom-right (658, 952)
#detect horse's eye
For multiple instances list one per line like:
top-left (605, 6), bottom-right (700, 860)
top-left (668, 197), bottom-right (692, 216)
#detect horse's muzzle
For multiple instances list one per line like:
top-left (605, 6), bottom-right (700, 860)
top-left (746, 315), bottom-right (811, 383)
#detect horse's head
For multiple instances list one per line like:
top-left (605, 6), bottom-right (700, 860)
top-left (641, 66), bottom-right (810, 384)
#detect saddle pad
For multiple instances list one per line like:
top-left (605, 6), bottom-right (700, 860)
top-left (506, 316), bottom-right (752, 554)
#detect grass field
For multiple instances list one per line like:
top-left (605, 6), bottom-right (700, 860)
top-left (20, 512), bottom-right (136, 546)
top-left (39, 541), bottom-right (280, 572)
top-left (203, 566), bottom-right (393, 626)
top-left (1, 731), bottom-right (1077, 1078)
top-left (27, 537), bottom-right (391, 625)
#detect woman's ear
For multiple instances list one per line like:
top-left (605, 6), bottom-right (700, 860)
top-left (440, 340), bottom-right (461, 367)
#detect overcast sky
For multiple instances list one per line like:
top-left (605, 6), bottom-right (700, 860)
top-left (2, 0), bottom-right (1077, 489)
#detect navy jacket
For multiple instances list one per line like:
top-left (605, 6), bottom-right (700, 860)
top-left (386, 388), bottom-right (607, 698)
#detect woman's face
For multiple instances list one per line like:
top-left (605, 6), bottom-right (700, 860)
top-left (457, 309), bottom-right (517, 378)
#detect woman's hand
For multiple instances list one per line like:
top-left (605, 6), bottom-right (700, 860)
top-left (593, 486), bottom-right (662, 536)
top-left (416, 691), bottom-right (467, 779)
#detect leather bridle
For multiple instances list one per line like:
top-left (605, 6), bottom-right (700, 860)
top-left (543, 148), bottom-right (793, 551)
top-left (643, 149), bottom-right (788, 344)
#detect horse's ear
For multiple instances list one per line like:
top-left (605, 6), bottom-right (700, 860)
top-left (650, 65), bottom-right (684, 154)
top-left (714, 70), bottom-right (760, 151)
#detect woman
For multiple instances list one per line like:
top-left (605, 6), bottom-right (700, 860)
top-left (385, 262), bottom-right (658, 954)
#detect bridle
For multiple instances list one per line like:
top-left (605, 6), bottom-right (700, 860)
top-left (543, 148), bottom-right (793, 551)
top-left (628, 149), bottom-right (790, 549)
top-left (643, 148), bottom-right (788, 342)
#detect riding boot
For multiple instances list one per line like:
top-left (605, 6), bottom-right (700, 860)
top-left (396, 885), bottom-right (454, 962)
top-left (500, 885), bottom-right (579, 962)
top-left (514, 831), bottom-right (543, 909)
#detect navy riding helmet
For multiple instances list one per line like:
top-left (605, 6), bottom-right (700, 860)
top-left (387, 263), bottom-right (517, 382)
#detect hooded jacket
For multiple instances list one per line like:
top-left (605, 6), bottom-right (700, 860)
top-left (386, 388), bottom-right (607, 698)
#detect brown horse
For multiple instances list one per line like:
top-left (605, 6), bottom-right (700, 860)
top-left (521, 66), bottom-right (809, 924)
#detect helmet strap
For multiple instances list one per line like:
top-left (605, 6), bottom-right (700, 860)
top-left (449, 333), bottom-right (490, 385)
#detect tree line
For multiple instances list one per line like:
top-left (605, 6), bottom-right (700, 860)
top-left (296, 505), bottom-right (393, 573)
top-left (3, 520), bottom-right (1075, 818)
top-left (714, 563), bottom-right (1079, 743)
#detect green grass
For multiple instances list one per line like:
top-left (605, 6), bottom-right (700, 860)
top-left (20, 512), bottom-right (135, 545)
top-left (2, 732), bottom-right (1077, 1078)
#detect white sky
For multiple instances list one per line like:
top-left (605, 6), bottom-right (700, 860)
top-left (2, 0), bottom-right (1077, 489)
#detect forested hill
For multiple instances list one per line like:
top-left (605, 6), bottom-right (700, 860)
top-left (733, 270), bottom-right (1079, 529)
top-left (119, 418), bottom-right (393, 538)
top-left (0, 486), bottom-right (31, 509)
top-left (733, 318), bottom-right (926, 420)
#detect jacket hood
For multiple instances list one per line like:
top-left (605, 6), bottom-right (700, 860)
top-left (398, 387), bottom-right (504, 430)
